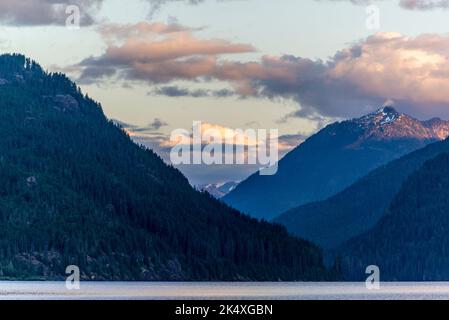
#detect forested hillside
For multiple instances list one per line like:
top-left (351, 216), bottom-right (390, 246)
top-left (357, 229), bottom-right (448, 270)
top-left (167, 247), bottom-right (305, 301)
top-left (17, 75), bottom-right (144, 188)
top-left (0, 54), bottom-right (334, 281)
top-left (341, 153), bottom-right (449, 281)
top-left (275, 138), bottom-right (449, 249)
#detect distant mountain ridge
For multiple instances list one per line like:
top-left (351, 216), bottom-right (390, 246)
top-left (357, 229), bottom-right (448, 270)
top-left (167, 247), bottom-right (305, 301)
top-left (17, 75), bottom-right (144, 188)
top-left (224, 106), bottom-right (449, 220)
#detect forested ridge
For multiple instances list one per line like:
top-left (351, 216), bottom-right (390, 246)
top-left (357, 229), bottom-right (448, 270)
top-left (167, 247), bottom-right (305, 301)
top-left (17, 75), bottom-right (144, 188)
top-left (341, 152), bottom-right (449, 280)
top-left (0, 54), bottom-right (334, 281)
top-left (275, 137), bottom-right (449, 249)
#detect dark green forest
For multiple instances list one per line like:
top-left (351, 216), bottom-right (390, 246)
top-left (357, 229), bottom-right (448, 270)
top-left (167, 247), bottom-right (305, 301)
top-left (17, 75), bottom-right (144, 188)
top-left (0, 54), bottom-right (334, 281)
top-left (341, 152), bottom-right (449, 280)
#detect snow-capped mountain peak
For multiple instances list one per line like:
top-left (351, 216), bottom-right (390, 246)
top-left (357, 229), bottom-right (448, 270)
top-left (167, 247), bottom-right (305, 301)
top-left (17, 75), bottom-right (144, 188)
top-left (349, 106), bottom-right (449, 142)
top-left (355, 106), bottom-right (401, 128)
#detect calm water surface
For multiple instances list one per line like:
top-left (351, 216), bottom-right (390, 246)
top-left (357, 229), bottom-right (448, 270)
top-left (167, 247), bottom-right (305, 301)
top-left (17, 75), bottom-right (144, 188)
top-left (0, 282), bottom-right (449, 300)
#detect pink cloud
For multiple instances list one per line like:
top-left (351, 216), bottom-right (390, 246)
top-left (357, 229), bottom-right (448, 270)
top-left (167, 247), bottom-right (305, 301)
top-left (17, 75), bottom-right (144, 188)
top-left (76, 23), bottom-right (449, 119)
top-left (78, 22), bottom-right (256, 83)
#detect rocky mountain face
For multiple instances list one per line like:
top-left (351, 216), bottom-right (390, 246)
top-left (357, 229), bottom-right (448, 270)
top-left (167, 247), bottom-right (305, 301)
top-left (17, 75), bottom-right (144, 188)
top-left (353, 107), bottom-right (449, 141)
top-left (224, 106), bottom-right (449, 221)
top-left (423, 117), bottom-right (449, 140)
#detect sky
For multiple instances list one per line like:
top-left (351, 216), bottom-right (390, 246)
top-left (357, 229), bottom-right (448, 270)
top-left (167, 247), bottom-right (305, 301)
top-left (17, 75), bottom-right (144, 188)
top-left (2, 0), bottom-right (449, 185)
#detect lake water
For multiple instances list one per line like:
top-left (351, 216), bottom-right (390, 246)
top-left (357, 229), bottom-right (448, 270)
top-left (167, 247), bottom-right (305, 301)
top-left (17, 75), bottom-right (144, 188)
top-left (0, 282), bottom-right (449, 300)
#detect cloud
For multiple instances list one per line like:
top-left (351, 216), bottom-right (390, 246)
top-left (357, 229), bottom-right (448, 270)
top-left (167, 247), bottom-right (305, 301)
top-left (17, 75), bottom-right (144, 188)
top-left (122, 120), bottom-right (279, 155)
top-left (3, 0), bottom-right (445, 28)
top-left (399, 0), bottom-right (449, 10)
top-left (112, 119), bottom-right (137, 130)
top-left (146, 0), bottom-right (244, 19)
top-left (278, 133), bottom-right (308, 151)
top-left (247, 32), bottom-right (449, 118)
top-left (147, 0), bottom-right (207, 19)
top-left (148, 118), bottom-right (169, 130)
top-left (76, 21), bottom-right (256, 84)
top-left (76, 21), bottom-right (449, 119)
top-left (98, 21), bottom-right (195, 41)
top-left (0, 0), bottom-right (103, 26)
top-left (151, 86), bottom-right (207, 97)
top-left (113, 118), bottom-right (169, 133)
top-left (319, 0), bottom-right (449, 10)
top-left (147, 0), bottom-right (449, 13)
top-left (150, 85), bottom-right (234, 98)
top-left (120, 118), bottom-right (300, 184)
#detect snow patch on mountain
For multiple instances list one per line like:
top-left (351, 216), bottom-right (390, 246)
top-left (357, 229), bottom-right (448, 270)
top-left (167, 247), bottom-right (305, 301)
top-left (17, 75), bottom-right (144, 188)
top-left (349, 106), bottom-right (449, 142)
top-left (197, 181), bottom-right (240, 199)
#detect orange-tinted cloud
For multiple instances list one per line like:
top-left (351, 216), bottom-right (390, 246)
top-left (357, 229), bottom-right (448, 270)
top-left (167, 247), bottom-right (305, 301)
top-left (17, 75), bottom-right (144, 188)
top-left (78, 21), bottom-right (256, 83)
top-left (248, 32), bottom-right (449, 118)
top-left (76, 23), bottom-right (449, 119)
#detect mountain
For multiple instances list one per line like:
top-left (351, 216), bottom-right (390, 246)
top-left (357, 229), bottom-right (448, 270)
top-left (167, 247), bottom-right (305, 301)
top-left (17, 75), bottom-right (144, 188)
top-left (340, 153), bottom-right (449, 281)
top-left (275, 137), bottom-right (449, 249)
top-left (197, 181), bottom-right (239, 199)
top-left (224, 107), bottom-right (449, 220)
top-left (0, 54), bottom-right (334, 281)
